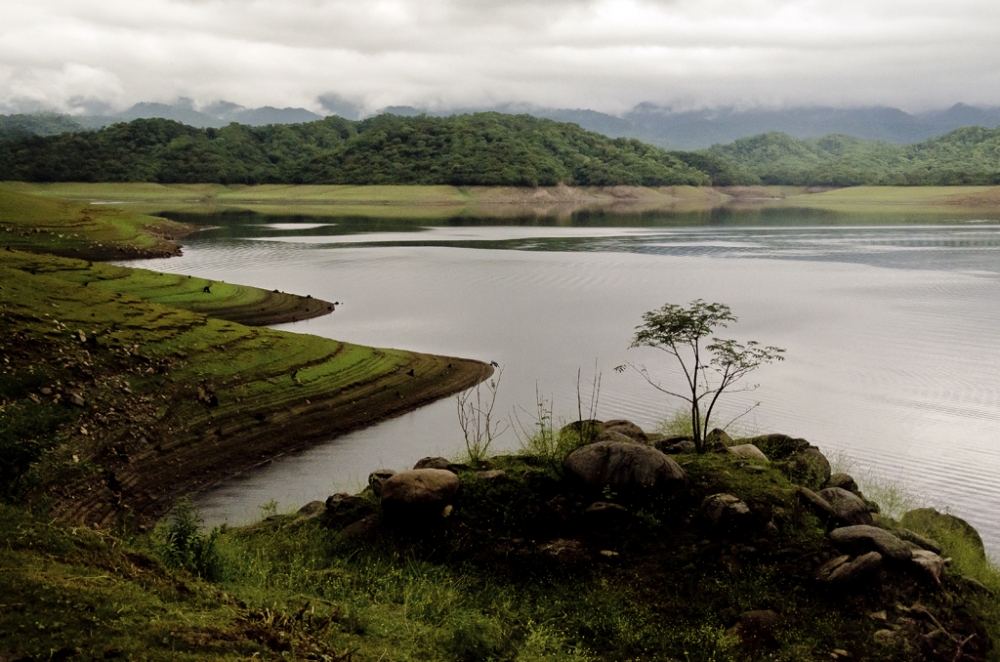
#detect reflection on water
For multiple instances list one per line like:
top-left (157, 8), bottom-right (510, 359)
top-left (137, 210), bottom-right (1000, 552)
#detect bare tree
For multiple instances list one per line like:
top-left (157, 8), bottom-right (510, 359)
top-left (456, 367), bottom-right (507, 464)
top-left (617, 300), bottom-right (784, 452)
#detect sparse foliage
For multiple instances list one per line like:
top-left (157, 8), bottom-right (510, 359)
top-left (456, 367), bottom-right (507, 465)
top-left (617, 300), bottom-right (784, 452)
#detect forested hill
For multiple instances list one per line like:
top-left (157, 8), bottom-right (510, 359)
top-left (0, 113), bottom-right (713, 187)
top-left (0, 113), bottom-right (85, 142)
top-left (706, 127), bottom-right (1000, 186)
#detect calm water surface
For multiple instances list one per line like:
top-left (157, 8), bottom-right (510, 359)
top-left (129, 211), bottom-right (1000, 552)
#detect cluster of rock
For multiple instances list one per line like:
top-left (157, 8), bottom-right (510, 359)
top-left (297, 418), bottom-right (989, 661)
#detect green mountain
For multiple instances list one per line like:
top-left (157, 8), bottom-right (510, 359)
top-left (706, 128), bottom-right (1000, 186)
top-left (0, 113), bottom-right (711, 187)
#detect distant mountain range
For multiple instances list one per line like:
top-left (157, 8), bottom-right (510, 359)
top-left (3, 99), bottom-right (1000, 150)
top-left (409, 102), bottom-right (1000, 150)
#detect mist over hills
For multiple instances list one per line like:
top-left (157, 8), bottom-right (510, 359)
top-left (5, 99), bottom-right (1000, 150)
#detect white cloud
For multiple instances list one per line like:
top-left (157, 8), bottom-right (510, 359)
top-left (1, 0), bottom-right (999, 114)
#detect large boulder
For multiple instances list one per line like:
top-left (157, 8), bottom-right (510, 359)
top-left (563, 441), bottom-right (687, 493)
top-left (829, 525), bottom-right (912, 562)
top-left (818, 487), bottom-right (874, 526)
top-left (900, 508), bottom-right (986, 560)
top-left (380, 469), bottom-right (460, 518)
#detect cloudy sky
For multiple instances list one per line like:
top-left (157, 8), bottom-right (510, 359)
top-left (2, 0), bottom-right (999, 116)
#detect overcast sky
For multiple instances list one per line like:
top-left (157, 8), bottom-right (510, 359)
top-left (2, 0), bottom-right (1000, 116)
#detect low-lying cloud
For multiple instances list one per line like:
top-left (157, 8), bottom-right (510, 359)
top-left (2, 0), bottom-right (999, 115)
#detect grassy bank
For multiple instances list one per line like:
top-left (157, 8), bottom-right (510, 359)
top-left (5, 181), bottom-right (1000, 222)
top-left (0, 248), bottom-right (489, 527)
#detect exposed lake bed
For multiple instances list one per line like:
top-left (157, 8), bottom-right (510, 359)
top-left (124, 208), bottom-right (1000, 554)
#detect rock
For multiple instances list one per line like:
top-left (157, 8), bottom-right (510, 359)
top-left (339, 514), bottom-right (380, 541)
top-left (661, 440), bottom-right (697, 454)
top-left (380, 469), bottom-right (460, 517)
top-left (873, 629), bottom-right (897, 645)
top-left (728, 444), bottom-right (769, 462)
top-left (818, 487), bottom-right (874, 525)
top-left (596, 429), bottom-right (638, 444)
top-left (783, 447), bottom-right (831, 490)
top-left (827, 473), bottom-right (858, 493)
top-left (601, 419), bottom-right (648, 442)
top-left (67, 392), bottom-right (85, 407)
top-left (563, 441), bottom-right (687, 493)
top-left (413, 456), bottom-right (454, 471)
top-left (296, 501), bottom-right (326, 519)
top-left (538, 538), bottom-right (590, 564)
top-left (896, 528), bottom-right (942, 554)
top-left (558, 419), bottom-right (603, 444)
top-left (731, 610), bottom-right (782, 651)
top-left (813, 551), bottom-right (883, 584)
top-left (910, 549), bottom-right (951, 587)
top-left (900, 507), bottom-right (986, 560)
top-left (650, 434), bottom-right (693, 452)
top-left (584, 501), bottom-right (629, 529)
top-left (829, 525), bottom-right (912, 562)
top-left (700, 493), bottom-right (752, 528)
top-left (325, 493), bottom-right (377, 529)
top-left (796, 486), bottom-right (838, 520)
top-left (475, 469), bottom-right (506, 482)
top-left (368, 469), bottom-right (396, 498)
top-left (740, 433), bottom-right (812, 460)
top-left (705, 428), bottom-right (733, 452)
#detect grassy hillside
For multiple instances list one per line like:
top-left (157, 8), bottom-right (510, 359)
top-left (0, 114), bottom-right (712, 187)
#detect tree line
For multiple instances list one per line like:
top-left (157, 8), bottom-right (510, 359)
top-left (2, 111), bottom-right (998, 186)
top-left (0, 113), bottom-right (711, 187)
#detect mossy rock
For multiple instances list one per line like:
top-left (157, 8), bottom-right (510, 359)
top-left (780, 448), bottom-right (831, 491)
top-left (740, 433), bottom-right (812, 460)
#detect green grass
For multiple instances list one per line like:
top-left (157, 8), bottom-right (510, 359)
top-left (0, 188), bottom-right (192, 257)
top-left (0, 248), bottom-right (485, 526)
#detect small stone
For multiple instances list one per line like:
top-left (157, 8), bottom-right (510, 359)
top-left (538, 539), bottom-right (589, 564)
top-left (832, 649), bottom-right (849, 658)
top-left (68, 393), bottom-right (85, 407)
top-left (442, 504), bottom-right (454, 518)
top-left (868, 610), bottom-right (887, 622)
top-left (873, 630), bottom-right (896, 645)
top-left (599, 549), bottom-right (619, 558)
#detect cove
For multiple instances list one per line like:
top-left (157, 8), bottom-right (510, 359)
top-left (126, 210), bottom-right (1000, 553)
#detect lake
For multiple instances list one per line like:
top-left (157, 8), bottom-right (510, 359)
top-left (128, 208), bottom-right (1000, 553)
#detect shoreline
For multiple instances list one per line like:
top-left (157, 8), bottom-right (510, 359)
top-left (1, 189), bottom-right (494, 527)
